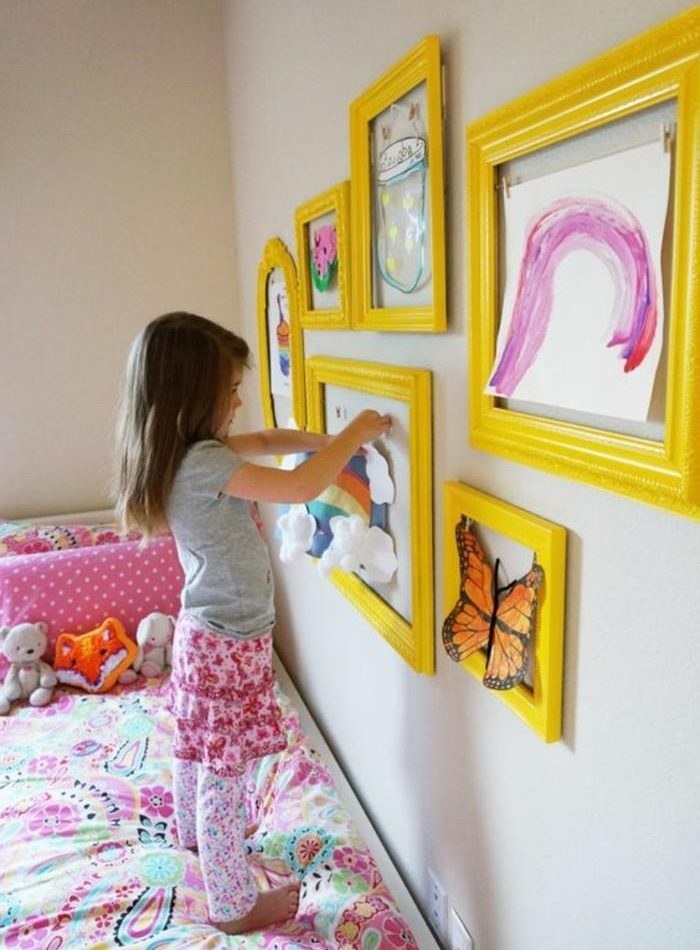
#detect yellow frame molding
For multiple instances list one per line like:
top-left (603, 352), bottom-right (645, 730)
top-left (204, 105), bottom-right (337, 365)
top-left (350, 35), bottom-right (446, 332)
top-left (295, 181), bottom-right (352, 329)
top-left (467, 9), bottom-right (700, 519)
top-left (443, 482), bottom-right (567, 742)
top-left (306, 356), bottom-right (434, 673)
top-left (256, 237), bottom-right (306, 430)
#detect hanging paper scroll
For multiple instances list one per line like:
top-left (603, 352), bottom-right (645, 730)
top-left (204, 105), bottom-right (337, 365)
top-left (374, 100), bottom-right (428, 294)
top-left (487, 141), bottom-right (671, 422)
top-left (310, 223), bottom-right (338, 292)
top-left (266, 268), bottom-right (291, 398)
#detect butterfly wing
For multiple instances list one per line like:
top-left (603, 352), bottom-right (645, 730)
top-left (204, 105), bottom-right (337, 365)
top-left (442, 518), bottom-right (494, 662)
top-left (483, 561), bottom-right (544, 690)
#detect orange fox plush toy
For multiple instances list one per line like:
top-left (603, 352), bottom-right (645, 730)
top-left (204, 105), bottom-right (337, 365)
top-left (54, 617), bottom-right (137, 693)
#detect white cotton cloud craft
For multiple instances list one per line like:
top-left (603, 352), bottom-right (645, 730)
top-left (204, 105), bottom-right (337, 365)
top-left (276, 506), bottom-right (317, 564)
top-left (363, 443), bottom-right (395, 504)
top-left (319, 514), bottom-right (398, 584)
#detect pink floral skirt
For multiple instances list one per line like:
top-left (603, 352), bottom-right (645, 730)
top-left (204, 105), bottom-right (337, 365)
top-left (167, 612), bottom-right (287, 777)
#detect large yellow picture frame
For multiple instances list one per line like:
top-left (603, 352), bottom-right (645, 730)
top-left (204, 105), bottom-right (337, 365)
top-left (443, 482), bottom-right (567, 742)
top-left (295, 181), bottom-right (352, 329)
top-left (305, 356), bottom-right (434, 673)
top-left (467, 9), bottom-right (700, 519)
top-left (350, 35), bottom-right (446, 332)
top-left (256, 237), bottom-right (306, 430)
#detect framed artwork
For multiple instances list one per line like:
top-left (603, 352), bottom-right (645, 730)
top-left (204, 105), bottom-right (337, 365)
top-left (467, 9), bottom-right (700, 519)
top-left (350, 35), bottom-right (446, 332)
top-left (442, 482), bottom-right (566, 742)
top-left (256, 237), bottom-right (306, 430)
top-left (305, 356), bottom-right (433, 673)
top-left (295, 181), bottom-right (352, 329)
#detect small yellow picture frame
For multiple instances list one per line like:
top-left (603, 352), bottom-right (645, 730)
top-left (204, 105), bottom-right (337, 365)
top-left (442, 482), bottom-right (566, 742)
top-left (306, 356), bottom-right (434, 673)
top-left (350, 35), bottom-right (446, 332)
top-left (295, 181), bottom-right (351, 329)
top-left (256, 237), bottom-right (306, 430)
top-left (467, 9), bottom-right (700, 519)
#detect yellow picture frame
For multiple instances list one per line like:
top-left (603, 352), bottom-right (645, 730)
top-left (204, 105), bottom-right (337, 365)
top-left (295, 181), bottom-right (352, 329)
top-left (467, 9), bottom-right (700, 520)
top-left (350, 35), bottom-right (446, 332)
top-left (256, 237), bottom-right (306, 430)
top-left (443, 482), bottom-right (567, 742)
top-left (305, 356), bottom-right (434, 673)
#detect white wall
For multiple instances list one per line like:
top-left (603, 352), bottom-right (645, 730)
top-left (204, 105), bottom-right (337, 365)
top-left (0, 0), bottom-right (236, 518)
top-left (222, 3), bottom-right (700, 950)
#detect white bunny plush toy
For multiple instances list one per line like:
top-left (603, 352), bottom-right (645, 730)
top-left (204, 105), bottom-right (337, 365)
top-left (0, 622), bottom-right (57, 715)
top-left (133, 612), bottom-right (175, 679)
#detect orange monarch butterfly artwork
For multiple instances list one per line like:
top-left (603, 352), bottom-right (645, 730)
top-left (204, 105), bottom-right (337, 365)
top-left (442, 516), bottom-right (544, 690)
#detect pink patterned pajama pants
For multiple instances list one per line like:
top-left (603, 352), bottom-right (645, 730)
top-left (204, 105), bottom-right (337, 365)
top-left (167, 612), bottom-right (287, 922)
top-left (173, 758), bottom-right (256, 920)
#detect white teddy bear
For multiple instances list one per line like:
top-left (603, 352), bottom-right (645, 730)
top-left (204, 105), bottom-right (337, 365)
top-left (0, 622), bottom-right (57, 715)
top-left (119, 612), bottom-right (175, 683)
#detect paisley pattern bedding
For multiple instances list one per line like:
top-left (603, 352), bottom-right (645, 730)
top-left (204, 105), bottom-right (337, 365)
top-left (0, 676), bottom-right (419, 949)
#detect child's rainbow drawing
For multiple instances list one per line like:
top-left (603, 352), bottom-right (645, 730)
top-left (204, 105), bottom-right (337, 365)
top-left (489, 196), bottom-right (657, 395)
top-left (486, 140), bottom-right (670, 421)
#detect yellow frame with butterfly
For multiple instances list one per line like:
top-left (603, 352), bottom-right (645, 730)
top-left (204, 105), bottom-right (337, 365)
top-left (256, 237), bottom-right (306, 431)
top-left (442, 482), bottom-right (566, 742)
top-left (349, 35), bottom-right (446, 332)
top-left (295, 181), bottom-right (352, 329)
top-left (467, 9), bottom-right (700, 520)
top-left (306, 356), bottom-right (434, 674)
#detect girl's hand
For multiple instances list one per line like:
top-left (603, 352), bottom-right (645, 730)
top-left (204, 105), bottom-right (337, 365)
top-left (345, 409), bottom-right (391, 445)
top-left (223, 410), bottom-right (391, 504)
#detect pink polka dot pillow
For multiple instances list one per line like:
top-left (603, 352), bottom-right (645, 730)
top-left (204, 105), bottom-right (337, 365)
top-left (0, 536), bottom-right (183, 679)
top-left (0, 520), bottom-right (142, 557)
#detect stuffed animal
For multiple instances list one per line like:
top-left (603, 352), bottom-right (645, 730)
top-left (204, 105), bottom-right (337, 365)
top-left (0, 622), bottom-right (57, 715)
top-left (132, 612), bottom-right (175, 678)
top-left (54, 617), bottom-right (137, 693)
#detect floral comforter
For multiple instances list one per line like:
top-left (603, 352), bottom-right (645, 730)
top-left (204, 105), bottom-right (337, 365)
top-left (0, 677), bottom-right (418, 949)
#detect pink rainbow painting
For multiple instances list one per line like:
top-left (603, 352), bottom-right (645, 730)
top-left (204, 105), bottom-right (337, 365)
top-left (488, 195), bottom-right (658, 398)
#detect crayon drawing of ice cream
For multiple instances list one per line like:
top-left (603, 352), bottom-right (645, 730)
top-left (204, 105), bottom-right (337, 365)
top-left (276, 293), bottom-right (290, 377)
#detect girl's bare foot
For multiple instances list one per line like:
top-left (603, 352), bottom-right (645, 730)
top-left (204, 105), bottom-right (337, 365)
top-left (215, 883), bottom-right (300, 935)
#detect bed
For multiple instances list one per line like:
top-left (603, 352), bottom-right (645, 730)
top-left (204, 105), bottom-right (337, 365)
top-left (0, 514), bottom-right (436, 950)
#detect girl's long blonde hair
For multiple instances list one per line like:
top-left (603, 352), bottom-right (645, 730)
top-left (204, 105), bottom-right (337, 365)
top-left (114, 312), bottom-right (250, 538)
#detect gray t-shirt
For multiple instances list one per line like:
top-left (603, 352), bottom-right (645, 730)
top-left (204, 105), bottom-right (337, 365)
top-left (167, 440), bottom-right (275, 638)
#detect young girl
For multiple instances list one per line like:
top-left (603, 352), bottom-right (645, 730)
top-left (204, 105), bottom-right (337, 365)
top-left (115, 312), bottom-right (390, 936)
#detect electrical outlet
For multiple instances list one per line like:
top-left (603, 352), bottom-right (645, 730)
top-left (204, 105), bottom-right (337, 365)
top-left (448, 908), bottom-right (474, 950)
top-left (427, 868), bottom-right (448, 940)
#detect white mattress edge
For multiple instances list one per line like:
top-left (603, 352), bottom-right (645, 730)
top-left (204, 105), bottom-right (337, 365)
top-left (273, 652), bottom-right (440, 950)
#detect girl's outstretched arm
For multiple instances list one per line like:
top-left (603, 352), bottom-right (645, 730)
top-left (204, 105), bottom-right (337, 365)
top-left (222, 410), bottom-right (391, 504)
top-left (226, 429), bottom-right (332, 458)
